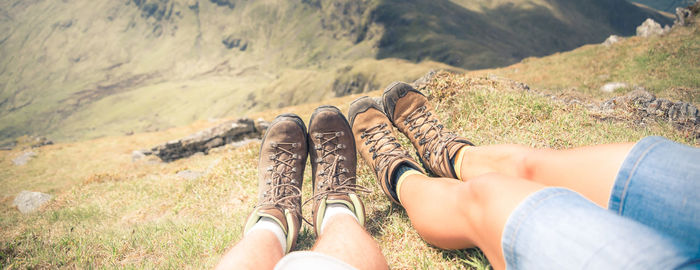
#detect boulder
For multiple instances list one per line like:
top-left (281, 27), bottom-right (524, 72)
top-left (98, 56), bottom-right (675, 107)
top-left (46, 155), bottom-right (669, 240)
top-left (12, 151), bottom-right (36, 166)
top-left (675, 7), bottom-right (693, 27)
top-left (13, 191), bottom-right (52, 213)
top-left (636, 19), bottom-right (668, 37)
top-left (602, 35), bottom-right (622, 47)
top-left (146, 117), bottom-right (268, 162)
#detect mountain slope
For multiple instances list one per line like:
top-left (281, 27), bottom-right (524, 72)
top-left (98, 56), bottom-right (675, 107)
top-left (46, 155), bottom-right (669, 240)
top-left (0, 0), bottom-right (672, 145)
top-left (374, 0), bottom-right (673, 68)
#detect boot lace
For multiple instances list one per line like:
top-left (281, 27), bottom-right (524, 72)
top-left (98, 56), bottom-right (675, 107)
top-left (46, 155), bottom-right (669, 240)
top-left (304, 131), bottom-right (369, 222)
top-left (360, 123), bottom-right (408, 174)
top-left (404, 105), bottom-right (457, 169)
top-left (259, 142), bottom-right (302, 217)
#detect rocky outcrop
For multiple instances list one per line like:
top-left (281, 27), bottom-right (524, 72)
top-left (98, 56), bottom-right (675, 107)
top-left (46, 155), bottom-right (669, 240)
top-left (597, 90), bottom-right (700, 137)
top-left (13, 191), bottom-right (52, 213)
top-left (675, 7), bottom-right (694, 27)
top-left (636, 18), bottom-right (670, 37)
top-left (602, 35), bottom-right (623, 47)
top-left (145, 118), bottom-right (269, 162)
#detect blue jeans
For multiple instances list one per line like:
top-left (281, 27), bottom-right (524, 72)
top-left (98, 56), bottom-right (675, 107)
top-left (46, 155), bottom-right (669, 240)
top-left (502, 137), bottom-right (700, 269)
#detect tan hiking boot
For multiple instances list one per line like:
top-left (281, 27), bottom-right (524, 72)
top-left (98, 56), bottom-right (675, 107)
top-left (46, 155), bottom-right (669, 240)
top-left (348, 97), bottom-right (425, 205)
top-left (307, 106), bottom-right (368, 235)
top-left (382, 82), bottom-right (473, 179)
top-left (243, 113), bottom-right (308, 253)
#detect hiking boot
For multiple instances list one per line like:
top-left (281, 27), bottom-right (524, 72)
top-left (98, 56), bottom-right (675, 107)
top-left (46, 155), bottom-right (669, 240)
top-left (307, 106), bottom-right (368, 235)
top-left (348, 97), bottom-right (425, 205)
top-left (243, 113), bottom-right (308, 253)
top-left (382, 82), bottom-right (473, 179)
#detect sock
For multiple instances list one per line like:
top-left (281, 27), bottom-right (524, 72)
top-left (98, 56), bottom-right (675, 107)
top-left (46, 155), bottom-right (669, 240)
top-left (246, 217), bottom-right (287, 252)
top-left (320, 203), bottom-right (358, 234)
top-left (393, 165), bottom-right (423, 203)
top-left (451, 146), bottom-right (469, 181)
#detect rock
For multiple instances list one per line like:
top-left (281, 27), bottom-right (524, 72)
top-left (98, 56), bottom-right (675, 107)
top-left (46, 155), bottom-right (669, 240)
top-left (132, 150), bottom-right (146, 162)
top-left (674, 7), bottom-right (694, 27)
top-left (254, 118), bottom-right (270, 136)
top-left (599, 89), bottom-right (700, 138)
top-left (636, 18), bottom-right (668, 37)
top-left (148, 117), bottom-right (268, 162)
top-left (176, 170), bottom-right (204, 180)
top-left (600, 82), bottom-right (628, 93)
top-left (13, 191), bottom-right (52, 213)
top-left (413, 69), bottom-right (438, 89)
top-left (602, 35), bottom-right (622, 47)
top-left (12, 151), bottom-right (36, 166)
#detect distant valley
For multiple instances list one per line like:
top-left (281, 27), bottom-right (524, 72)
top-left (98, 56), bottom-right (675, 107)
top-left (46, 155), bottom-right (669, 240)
top-left (0, 0), bottom-right (672, 144)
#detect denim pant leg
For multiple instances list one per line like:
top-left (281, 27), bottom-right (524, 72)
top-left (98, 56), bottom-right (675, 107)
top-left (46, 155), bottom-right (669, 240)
top-left (609, 136), bottom-right (700, 254)
top-left (502, 188), bottom-right (697, 270)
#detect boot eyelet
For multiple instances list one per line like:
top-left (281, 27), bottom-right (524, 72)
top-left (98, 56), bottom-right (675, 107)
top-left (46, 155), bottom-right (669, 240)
top-left (271, 142), bottom-right (278, 147)
top-left (336, 131), bottom-right (344, 136)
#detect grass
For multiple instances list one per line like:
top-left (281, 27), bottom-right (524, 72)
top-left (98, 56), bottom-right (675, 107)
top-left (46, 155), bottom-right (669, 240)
top-left (1, 68), bottom-right (696, 268)
top-left (472, 17), bottom-right (700, 104)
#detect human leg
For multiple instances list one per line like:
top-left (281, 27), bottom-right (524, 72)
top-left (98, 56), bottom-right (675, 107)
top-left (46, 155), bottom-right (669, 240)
top-left (311, 214), bottom-right (388, 269)
top-left (456, 142), bottom-right (634, 208)
top-left (216, 114), bottom-right (309, 269)
top-left (350, 94), bottom-right (698, 269)
top-left (398, 172), bottom-right (542, 270)
top-left (215, 230), bottom-right (284, 270)
top-left (381, 81), bottom-right (636, 208)
top-left (301, 106), bottom-right (387, 269)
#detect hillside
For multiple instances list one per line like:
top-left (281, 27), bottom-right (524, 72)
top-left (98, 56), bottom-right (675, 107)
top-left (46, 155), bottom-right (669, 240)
top-left (0, 0), bottom-right (673, 146)
top-left (1, 13), bottom-right (698, 268)
top-left (471, 16), bottom-right (700, 104)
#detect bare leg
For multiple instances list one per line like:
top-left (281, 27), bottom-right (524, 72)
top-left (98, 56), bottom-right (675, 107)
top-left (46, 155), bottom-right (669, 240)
top-left (215, 230), bottom-right (283, 270)
top-left (399, 172), bottom-right (546, 270)
top-left (458, 143), bottom-right (635, 208)
top-left (312, 215), bottom-right (389, 270)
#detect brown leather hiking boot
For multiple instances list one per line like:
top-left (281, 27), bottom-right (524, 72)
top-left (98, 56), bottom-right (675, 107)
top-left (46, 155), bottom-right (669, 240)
top-left (243, 113), bottom-right (308, 253)
top-left (348, 97), bottom-right (425, 205)
top-left (382, 82), bottom-right (474, 179)
top-left (307, 106), bottom-right (368, 235)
